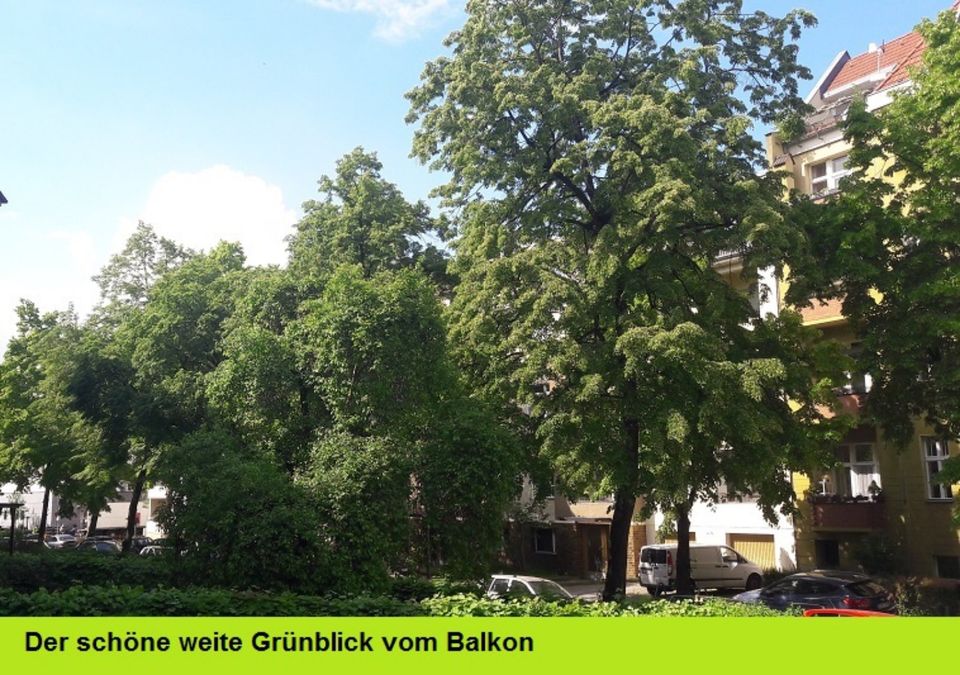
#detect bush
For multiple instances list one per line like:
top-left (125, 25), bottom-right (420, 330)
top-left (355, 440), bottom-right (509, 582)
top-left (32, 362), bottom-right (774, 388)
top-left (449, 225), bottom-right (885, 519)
top-left (0, 586), bottom-right (424, 617)
top-left (421, 594), bottom-right (797, 617)
top-left (387, 576), bottom-right (483, 601)
top-left (0, 552), bottom-right (176, 593)
top-left (851, 535), bottom-right (904, 576)
top-left (0, 585), bottom-right (798, 617)
top-left (887, 577), bottom-right (960, 616)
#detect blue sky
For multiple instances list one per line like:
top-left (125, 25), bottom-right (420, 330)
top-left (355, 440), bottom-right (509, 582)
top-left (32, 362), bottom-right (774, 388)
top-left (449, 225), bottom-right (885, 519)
top-left (0, 0), bottom-right (952, 351)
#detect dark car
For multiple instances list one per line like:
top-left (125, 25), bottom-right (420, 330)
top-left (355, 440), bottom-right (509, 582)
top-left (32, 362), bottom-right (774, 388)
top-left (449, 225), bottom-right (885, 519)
top-left (74, 540), bottom-right (121, 554)
top-left (733, 571), bottom-right (896, 613)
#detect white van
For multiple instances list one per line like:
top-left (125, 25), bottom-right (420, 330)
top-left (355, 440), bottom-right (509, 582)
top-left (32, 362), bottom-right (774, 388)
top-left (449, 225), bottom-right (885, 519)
top-left (638, 544), bottom-right (764, 595)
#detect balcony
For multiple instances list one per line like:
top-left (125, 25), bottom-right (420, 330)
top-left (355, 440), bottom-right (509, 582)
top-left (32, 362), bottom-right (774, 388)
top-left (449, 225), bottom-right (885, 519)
top-left (810, 496), bottom-right (884, 531)
top-left (798, 297), bottom-right (845, 326)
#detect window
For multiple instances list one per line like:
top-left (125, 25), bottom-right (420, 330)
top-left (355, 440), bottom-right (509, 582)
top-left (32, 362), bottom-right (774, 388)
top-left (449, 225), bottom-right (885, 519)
top-left (820, 444), bottom-right (880, 498)
top-left (810, 155), bottom-right (850, 194)
top-left (922, 437), bottom-right (953, 501)
top-left (720, 547), bottom-right (740, 564)
top-left (533, 527), bottom-right (556, 554)
top-left (840, 343), bottom-right (872, 394)
top-left (936, 556), bottom-right (960, 580)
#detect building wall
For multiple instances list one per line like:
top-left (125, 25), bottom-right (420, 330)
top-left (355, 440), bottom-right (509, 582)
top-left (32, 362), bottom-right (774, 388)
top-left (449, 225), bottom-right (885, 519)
top-left (772, 104), bottom-right (960, 579)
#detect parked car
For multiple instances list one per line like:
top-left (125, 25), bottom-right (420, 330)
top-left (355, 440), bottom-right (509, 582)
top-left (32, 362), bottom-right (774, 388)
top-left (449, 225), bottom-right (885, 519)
top-left (45, 534), bottom-right (77, 549)
top-left (139, 545), bottom-right (173, 557)
top-left (733, 571), bottom-right (897, 613)
top-left (486, 575), bottom-right (576, 601)
top-left (129, 536), bottom-right (153, 553)
top-left (74, 539), bottom-right (121, 554)
top-left (638, 544), bottom-right (763, 595)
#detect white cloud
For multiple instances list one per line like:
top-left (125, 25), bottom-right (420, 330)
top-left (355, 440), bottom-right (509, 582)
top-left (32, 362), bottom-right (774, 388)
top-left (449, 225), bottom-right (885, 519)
top-left (307, 0), bottom-right (452, 41)
top-left (124, 165), bottom-right (298, 267)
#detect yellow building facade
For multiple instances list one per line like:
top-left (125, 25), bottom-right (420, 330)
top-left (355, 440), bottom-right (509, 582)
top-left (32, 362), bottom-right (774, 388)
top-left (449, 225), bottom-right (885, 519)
top-left (767, 27), bottom-right (960, 579)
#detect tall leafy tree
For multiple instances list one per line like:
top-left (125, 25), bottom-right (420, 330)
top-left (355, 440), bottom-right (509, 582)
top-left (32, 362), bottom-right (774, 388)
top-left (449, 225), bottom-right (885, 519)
top-left (288, 147), bottom-right (448, 287)
top-left (408, 0), bottom-right (828, 597)
top-left (0, 302), bottom-right (101, 540)
top-left (91, 221), bottom-right (193, 330)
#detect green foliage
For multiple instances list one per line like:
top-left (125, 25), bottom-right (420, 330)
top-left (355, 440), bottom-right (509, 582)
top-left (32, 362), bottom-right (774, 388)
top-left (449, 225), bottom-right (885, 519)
top-left (408, 0), bottom-right (828, 597)
top-left (90, 221), bottom-right (193, 330)
top-left (387, 576), bottom-right (484, 601)
top-left (291, 266), bottom-right (448, 435)
top-left (421, 594), bottom-right (797, 617)
top-left (0, 585), bottom-right (796, 616)
top-left (157, 428), bottom-right (331, 592)
top-left (0, 302), bottom-right (105, 523)
top-left (0, 552), bottom-right (175, 593)
top-left (414, 399), bottom-right (522, 578)
top-left (297, 430), bottom-right (413, 591)
top-left (888, 577), bottom-right (960, 616)
top-left (851, 535), bottom-right (904, 576)
top-left (0, 586), bottom-right (424, 617)
top-left (288, 147), bottom-right (446, 286)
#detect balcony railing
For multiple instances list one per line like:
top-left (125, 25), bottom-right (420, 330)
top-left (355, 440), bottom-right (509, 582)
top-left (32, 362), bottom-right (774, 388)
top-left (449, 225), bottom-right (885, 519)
top-left (810, 495), bottom-right (884, 531)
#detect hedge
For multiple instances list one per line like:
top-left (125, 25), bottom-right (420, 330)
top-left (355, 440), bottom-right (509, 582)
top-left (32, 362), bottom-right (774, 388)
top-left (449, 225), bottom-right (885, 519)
top-left (421, 594), bottom-right (799, 617)
top-left (0, 586), bottom-right (795, 617)
top-left (0, 552), bottom-right (176, 593)
top-left (0, 586), bottom-right (424, 617)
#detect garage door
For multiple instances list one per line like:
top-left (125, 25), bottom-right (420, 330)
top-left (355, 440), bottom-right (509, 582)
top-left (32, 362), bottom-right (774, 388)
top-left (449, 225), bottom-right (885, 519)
top-left (727, 534), bottom-right (776, 570)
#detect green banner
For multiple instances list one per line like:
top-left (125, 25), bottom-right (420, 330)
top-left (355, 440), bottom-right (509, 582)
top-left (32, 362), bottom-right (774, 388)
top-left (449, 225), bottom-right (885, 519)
top-left (1, 616), bottom-right (952, 673)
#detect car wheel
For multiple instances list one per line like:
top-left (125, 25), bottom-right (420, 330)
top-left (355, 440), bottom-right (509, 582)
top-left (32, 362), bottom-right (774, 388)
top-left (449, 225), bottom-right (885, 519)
top-left (647, 585), bottom-right (662, 597)
top-left (745, 574), bottom-right (762, 591)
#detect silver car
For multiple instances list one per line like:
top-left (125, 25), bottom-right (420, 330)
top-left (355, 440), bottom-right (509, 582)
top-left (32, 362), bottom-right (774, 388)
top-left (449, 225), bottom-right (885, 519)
top-left (486, 575), bottom-right (576, 601)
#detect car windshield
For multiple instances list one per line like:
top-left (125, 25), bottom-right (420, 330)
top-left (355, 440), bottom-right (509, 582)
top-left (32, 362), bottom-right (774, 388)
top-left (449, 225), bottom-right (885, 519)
top-left (528, 580), bottom-right (573, 600)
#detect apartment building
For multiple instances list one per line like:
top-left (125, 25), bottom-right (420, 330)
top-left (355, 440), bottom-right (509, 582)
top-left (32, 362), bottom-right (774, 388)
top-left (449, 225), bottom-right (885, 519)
top-left (763, 17), bottom-right (960, 579)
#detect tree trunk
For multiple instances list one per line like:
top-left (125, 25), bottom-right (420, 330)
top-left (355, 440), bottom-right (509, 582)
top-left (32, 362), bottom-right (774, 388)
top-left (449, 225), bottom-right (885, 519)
top-left (88, 509), bottom-right (100, 537)
top-left (38, 487), bottom-right (51, 543)
top-left (675, 503), bottom-right (694, 596)
top-left (123, 468), bottom-right (147, 554)
top-left (603, 416), bottom-right (640, 601)
top-left (602, 488), bottom-right (636, 600)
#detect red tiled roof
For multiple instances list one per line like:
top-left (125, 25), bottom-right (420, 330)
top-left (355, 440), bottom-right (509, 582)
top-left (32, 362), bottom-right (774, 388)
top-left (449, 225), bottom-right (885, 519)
top-left (825, 31), bottom-right (925, 94)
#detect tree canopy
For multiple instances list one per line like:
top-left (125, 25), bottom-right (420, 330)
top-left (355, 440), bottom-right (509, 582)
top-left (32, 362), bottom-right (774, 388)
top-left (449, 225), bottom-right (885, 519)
top-left (408, 0), bottom-right (835, 597)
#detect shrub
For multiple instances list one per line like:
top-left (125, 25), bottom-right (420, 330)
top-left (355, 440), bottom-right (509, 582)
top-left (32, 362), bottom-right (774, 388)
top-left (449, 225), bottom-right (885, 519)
top-left (851, 535), bottom-right (904, 576)
top-left (0, 552), bottom-right (176, 593)
top-left (0, 586), bottom-right (425, 617)
top-left (388, 576), bottom-right (483, 601)
top-left (887, 577), bottom-right (960, 616)
top-left (421, 594), bottom-right (796, 617)
top-left (0, 585), bottom-right (798, 617)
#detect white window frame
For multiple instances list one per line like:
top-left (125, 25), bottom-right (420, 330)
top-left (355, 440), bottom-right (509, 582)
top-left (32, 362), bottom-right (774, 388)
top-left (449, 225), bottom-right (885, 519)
top-left (821, 443), bottom-right (880, 498)
top-left (533, 527), bottom-right (556, 554)
top-left (922, 437), bottom-right (953, 501)
top-left (810, 155), bottom-right (851, 195)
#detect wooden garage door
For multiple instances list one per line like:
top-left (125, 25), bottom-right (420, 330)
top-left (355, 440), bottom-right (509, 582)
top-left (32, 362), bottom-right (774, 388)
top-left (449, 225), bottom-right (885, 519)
top-left (728, 534), bottom-right (776, 570)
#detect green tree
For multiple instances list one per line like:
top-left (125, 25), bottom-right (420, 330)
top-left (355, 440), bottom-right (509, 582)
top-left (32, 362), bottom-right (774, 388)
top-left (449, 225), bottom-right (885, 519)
top-left (157, 427), bottom-right (330, 591)
top-left (290, 266), bottom-right (448, 436)
top-left (0, 302), bottom-right (102, 541)
top-left (408, 0), bottom-right (825, 598)
top-left (288, 147), bottom-right (447, 287)
top-left (90, 221), bottom-right (193, 330)
top-left (297, 430), bottom-right (412, 591)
